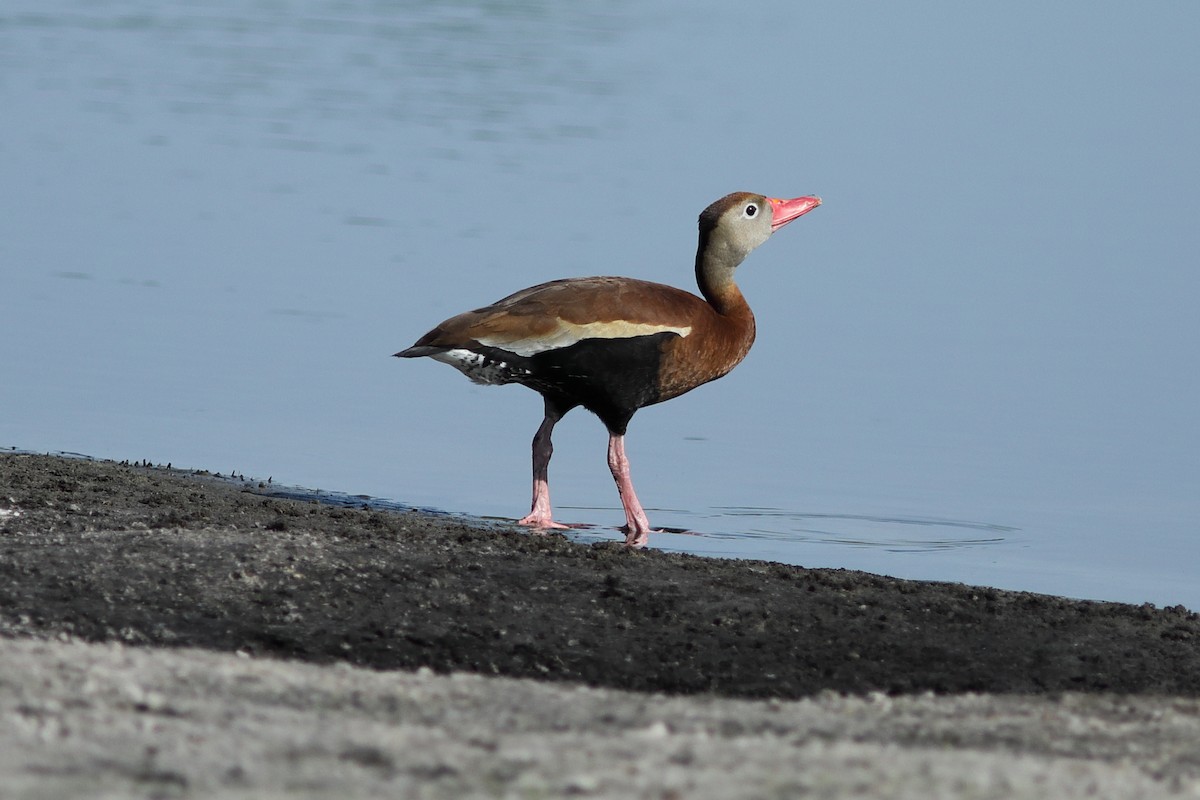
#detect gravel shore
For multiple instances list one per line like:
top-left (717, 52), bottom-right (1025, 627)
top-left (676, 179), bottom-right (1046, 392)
top-left (3, 452), bottom-right (1199, 798)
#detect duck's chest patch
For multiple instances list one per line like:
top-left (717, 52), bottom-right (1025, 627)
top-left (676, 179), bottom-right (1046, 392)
top-left (430, 348), bottom-right (531, 386)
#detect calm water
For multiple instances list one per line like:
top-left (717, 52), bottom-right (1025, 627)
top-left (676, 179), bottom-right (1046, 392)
top-left (3, 2), bottom-right (1198, 608)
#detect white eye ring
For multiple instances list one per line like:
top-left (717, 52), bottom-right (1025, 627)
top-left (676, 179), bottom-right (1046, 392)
top-left (743, 203), bottom-right (758, 218)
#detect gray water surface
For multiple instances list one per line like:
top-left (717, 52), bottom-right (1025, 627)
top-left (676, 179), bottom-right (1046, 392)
top-left (3, 2), bottom-right (1198, 608)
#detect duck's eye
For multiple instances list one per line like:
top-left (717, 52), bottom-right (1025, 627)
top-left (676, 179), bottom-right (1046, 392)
top-left (743, 203), bottom-right (758, 218)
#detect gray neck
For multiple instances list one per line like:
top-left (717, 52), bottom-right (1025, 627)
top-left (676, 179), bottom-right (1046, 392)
top-left (695, 230), bottom-right (746, 312)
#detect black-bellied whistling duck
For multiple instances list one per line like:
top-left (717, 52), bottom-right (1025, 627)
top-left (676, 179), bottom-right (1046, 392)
top-left (397, 191), bottom-right (821, 547)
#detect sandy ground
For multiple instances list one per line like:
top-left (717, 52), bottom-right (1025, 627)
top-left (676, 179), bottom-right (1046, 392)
top-left (3, 451), bottom-right (1200, 798)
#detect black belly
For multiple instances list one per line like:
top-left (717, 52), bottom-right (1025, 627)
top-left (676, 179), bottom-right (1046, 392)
top-left (478, 333), bottom-right (672, 434)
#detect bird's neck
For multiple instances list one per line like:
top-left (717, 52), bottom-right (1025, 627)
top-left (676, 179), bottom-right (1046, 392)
top-left (695, 234), bottom-right (750, 318)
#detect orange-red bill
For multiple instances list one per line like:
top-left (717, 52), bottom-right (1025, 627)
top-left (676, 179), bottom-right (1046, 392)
top-left (767, 195), bottom-right (822, 232)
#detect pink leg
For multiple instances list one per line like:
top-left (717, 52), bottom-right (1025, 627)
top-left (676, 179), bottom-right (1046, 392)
top-left (517, 408), bottom-right (569, 530)
top-left (607, 433), bottom-right (653, 547)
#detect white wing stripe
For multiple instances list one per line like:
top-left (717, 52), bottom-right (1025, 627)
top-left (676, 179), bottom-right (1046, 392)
top-left (478, 320), bottom-right (691, 357)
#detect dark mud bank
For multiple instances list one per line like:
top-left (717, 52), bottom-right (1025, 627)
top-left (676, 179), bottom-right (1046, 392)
top-left (2, 452), bottom-right (1198, 699)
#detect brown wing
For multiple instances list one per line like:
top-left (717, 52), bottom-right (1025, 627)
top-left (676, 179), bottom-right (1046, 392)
top-left (409, 277), bottom-right (715, 357)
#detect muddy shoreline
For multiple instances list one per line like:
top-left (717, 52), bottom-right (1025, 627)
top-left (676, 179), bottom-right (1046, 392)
top-left (3, 451), bottom-right (1200, 797)
top-left (3, 451), bottom-right (1198, 697)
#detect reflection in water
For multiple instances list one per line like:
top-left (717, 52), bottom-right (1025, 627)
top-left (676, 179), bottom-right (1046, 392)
top-left (193, 468), bottom-right (1014, 558)
top-left (708, 507), bottom-right (1014, 553)
top-left (556, 504), bottom-right (1016, 554)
